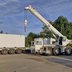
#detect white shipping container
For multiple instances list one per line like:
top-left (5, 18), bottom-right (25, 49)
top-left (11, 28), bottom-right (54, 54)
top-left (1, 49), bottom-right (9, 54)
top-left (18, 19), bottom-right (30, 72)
top-left (0, 34), bottom-right (25, 48)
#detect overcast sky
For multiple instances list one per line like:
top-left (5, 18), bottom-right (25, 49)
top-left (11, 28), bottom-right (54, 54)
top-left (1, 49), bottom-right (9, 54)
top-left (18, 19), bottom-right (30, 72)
top-left (0, 0), bottom-right (72, 35)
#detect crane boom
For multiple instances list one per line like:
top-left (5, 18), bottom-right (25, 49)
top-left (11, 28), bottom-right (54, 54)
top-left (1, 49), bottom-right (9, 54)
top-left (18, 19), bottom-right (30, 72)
top-left (25, 5), bottom-right (65, 38)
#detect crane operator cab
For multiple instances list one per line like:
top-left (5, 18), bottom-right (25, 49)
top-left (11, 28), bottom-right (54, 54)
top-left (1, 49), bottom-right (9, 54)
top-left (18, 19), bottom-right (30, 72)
top-left (59, 37), bottom-right (63, 45)
top-left (54, 37), bottom-right (63, 55)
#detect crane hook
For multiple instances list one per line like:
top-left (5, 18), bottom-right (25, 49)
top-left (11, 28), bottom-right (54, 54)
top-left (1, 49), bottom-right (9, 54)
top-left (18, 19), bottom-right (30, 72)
top-left (24, 19), bottom-right (27, 32)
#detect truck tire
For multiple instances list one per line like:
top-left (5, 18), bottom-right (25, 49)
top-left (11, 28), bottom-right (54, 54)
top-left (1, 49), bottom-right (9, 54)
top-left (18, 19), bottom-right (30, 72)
top-left (1, 49), bottom-right (8, 55)
top-left (8, 48), bottom-right (15, 54)
top-left (47, 47), bottom-right (53, 56)
top-left (65, 48), bottom-right (72, 55)
top-left (45, 50), bottom-right (52, 56)
top-left (39, 48), bottom-right (43, 55)
top-left (53, 48), bottom-right (60, 55)
top-left (15, 48), bottom-right (22, 54)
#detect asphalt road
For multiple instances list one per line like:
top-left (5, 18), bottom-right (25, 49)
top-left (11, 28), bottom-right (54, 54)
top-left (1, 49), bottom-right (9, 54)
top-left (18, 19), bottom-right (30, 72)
top-left (62, 55), bottom-right (72, 60)
top-left (0, 54), bottom-right (72, 72)
top-left (47, 55), bottom-right (72, 68)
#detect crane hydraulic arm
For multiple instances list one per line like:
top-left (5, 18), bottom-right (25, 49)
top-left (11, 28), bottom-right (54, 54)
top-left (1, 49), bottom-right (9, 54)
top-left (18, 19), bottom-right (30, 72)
top-left (25, 5), bottom-right (64, 38)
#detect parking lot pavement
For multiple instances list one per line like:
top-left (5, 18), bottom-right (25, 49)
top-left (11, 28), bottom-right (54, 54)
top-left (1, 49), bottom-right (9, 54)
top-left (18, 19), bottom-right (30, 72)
top-left (47, 56), bottom-right (72, 68)
top-left (61, 55), bottom-right (72, 60)
top-left (0, 54), bottom-right (72, 72)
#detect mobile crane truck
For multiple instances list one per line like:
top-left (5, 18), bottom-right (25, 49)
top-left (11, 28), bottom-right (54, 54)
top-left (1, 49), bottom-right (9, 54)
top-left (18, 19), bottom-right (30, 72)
top-left (25, 5), bottom-right (72, 55)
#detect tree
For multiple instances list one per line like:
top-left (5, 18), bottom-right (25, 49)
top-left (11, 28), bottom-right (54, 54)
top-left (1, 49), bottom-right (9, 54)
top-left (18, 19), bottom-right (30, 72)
top-left (54, 16), bottom-right (72, 39)
top-left (25, 32), bottom-right (39, 47)
top-left (66, 22), bottom-right (72, 39)
top-left (54, 16), bottom-right (68, 34)
top-left (0, 30), bottom-right (3, 34)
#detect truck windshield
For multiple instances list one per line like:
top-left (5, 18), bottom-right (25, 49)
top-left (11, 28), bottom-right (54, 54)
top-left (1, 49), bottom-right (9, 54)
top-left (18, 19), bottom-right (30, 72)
top-left (36, 41), bottom-right (42, 45)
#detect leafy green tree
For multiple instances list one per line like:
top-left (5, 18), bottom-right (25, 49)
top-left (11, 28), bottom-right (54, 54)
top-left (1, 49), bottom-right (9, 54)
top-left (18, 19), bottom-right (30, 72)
top-left (66, 22), bottom-right (72, 39)
top-left (54, 16), bottom-right (68, 33)
top-left (0, 30), bottom-right (3, 34)
top-left (54, 16), bottom-right (72, 39)
top-left (25, 32), bottom-right (39, 47)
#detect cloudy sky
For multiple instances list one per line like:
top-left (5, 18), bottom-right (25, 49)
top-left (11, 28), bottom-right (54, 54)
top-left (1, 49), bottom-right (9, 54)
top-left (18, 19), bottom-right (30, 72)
top-left (0, 0), bottom-right (72, 35)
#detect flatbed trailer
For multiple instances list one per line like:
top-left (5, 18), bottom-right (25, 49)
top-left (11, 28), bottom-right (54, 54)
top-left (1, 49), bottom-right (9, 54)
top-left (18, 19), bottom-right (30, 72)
top-left (0, 34), bottom-right (25, 54)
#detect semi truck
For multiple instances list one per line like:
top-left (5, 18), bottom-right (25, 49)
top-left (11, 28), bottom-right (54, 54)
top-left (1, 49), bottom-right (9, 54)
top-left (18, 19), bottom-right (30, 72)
top-left (25, 5), bottom-right (72, 55)
top-left (0, 34), bottom-right (25, 54)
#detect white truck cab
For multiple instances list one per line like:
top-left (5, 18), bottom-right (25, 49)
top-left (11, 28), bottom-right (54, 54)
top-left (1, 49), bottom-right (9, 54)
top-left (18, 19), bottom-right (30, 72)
top-left (31, 38), bottom-right (56, 55)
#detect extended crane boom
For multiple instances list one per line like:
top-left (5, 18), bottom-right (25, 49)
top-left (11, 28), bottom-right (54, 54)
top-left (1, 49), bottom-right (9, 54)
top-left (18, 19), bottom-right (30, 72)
top-left (25, 5), bottom-right (64, 37)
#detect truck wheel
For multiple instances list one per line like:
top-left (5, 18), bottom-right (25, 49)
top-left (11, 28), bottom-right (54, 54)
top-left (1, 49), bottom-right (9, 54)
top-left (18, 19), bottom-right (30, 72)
top-left (46, 47), bottom-right (53, 56)
top-left (1, 49), bottom-right (8, 55)
top-left (8, 48), bottom-right (15, 54)
top-left (39, 50), bottom-right (43, 55)
top-left (53, 48), bottom-right (60, 55)
top-left (15, 48), bottom-right (22, 54)
top-left (45, 49), bottom-right (52, 56)
top-left (65, 48), bottom-right (72, 55)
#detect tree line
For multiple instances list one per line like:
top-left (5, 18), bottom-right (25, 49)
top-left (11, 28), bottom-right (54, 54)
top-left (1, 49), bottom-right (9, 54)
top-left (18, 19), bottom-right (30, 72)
top-left (0, 30), bottom-right (8, 34)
